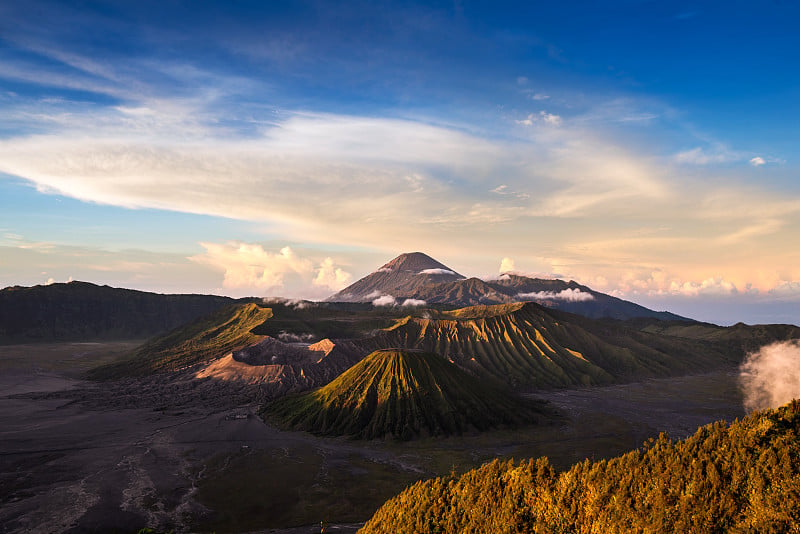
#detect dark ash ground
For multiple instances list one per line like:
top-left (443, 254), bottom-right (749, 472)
top-left (0, 342), bottom-right (745, 533)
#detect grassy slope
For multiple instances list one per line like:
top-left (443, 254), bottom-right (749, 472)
top-left (264, 349), bottom-right (546, 440)
top-left (361, 400), bottom-right (800, 533)
top-left (86, 303), bottom-right (271, 379)
top-left (357, 303), bottom-right (740, 388)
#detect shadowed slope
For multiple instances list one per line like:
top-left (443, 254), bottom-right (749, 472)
top-left (0, 281), bottom-right (233, 343)
top-left (264, 349), bottom-right (546, 440)
top-left (87, 303), bottom-right (271, 379)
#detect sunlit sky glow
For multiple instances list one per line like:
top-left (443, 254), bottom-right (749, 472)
top-left (1, 1), bottom-right (798, 325)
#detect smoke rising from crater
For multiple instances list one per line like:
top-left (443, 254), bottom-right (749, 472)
top-left (740, 340), bottom-right (800, 412)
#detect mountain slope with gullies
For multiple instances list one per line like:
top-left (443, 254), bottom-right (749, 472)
top-left (328, 253), bottom-right (686, 321)
top-left (84, 295), bottom-right (800, 398)
top-left (352, 303), bottom-right (739, 388)
top-left (264, 349), bottom-right (547, 440)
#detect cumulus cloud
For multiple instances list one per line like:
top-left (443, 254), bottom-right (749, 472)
top-left (192, 243), bottom-right (312, 290)
top-left (517, 288), bottom-right (595, 302)
top-left (609, 269), bottom-right (744, 299)
top-left (499, 257), bottom-right (516, 273)
top-left (372, 294), bottom-right (397, 306)
top-left (401, 298), bottom-right (427, 307)
top-left (740, 341), bottom-right (800, 412)
top-left (749, 156), bottom-right (766, 167)
top-left (313, 257), bottom-right (352, 290)
top-left (515, 111), bottom-right (562, 127)
top-left (419, 268), bottom-right (456, 276)
top-left (191, 242), bottom-right (350, 298)
top-left (667, 277), bottom-right (738, 297)
top-left (540, 112), bottom-right (562, 125)
top-left (515, 115), bottom-right (535, 127)
top-left (769, 281), bottom-right (800, 299)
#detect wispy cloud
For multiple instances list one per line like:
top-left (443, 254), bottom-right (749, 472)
top-left (0, 20), bottom-right (797, 317)
top-left (518, 288), bottom-right (594, 302)
top-left (673, 143), bottom-right (752, 166)
top-left (419, 268), bottom-right (457, 275)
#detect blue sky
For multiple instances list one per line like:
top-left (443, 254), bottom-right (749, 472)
top-left (1, 0), bottom-right (799, 325)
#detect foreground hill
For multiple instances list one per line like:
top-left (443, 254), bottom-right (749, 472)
top-left (329, 252), bottom-right (686, 321)
top-left (361, 400), bottom-right (800, 533)
top-left (0, 281), bottom-right (233, 343)
top-left (264, 349), bottom-right (547, 440)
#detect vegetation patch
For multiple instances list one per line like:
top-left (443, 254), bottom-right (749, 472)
top-left (361, 400), bottom-right (800, 533)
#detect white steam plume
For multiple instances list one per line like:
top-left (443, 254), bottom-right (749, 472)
top-left (740, 340), bottom-right (800, 412)
top-left (372, 295), bottom-right (397, 307)
top-left (517, 288), bottom-right (595, 302)
top-left (419, 268), bottom-right (456, 276)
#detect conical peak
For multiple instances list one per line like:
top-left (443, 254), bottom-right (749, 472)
top-left (380, 252), bottom-right (461, 276)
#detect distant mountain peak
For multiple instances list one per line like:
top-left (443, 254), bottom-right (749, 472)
top-left (327, 252), bottom-right (465, 303)
top-left (379, 252), bottom-right (462, 276)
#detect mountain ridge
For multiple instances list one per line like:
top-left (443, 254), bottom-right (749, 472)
top-left (0, 280), bottom-right (235, 344)
top-left (329, 252), bottom-right (687, 322)
top-left (329, 252), bottom-right (465, 303)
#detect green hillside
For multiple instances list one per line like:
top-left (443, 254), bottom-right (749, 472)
top-left (357, 303), bottom-right (740, 388)
top-left (362, 400), bottom-right (800, 533)
top-left (264, 349), bottom-right (547, 440)
top-left (86, 302), bottom-right (271, 379)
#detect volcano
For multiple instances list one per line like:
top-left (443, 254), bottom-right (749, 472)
top-left (263, 348), bottom-right (545, 440)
